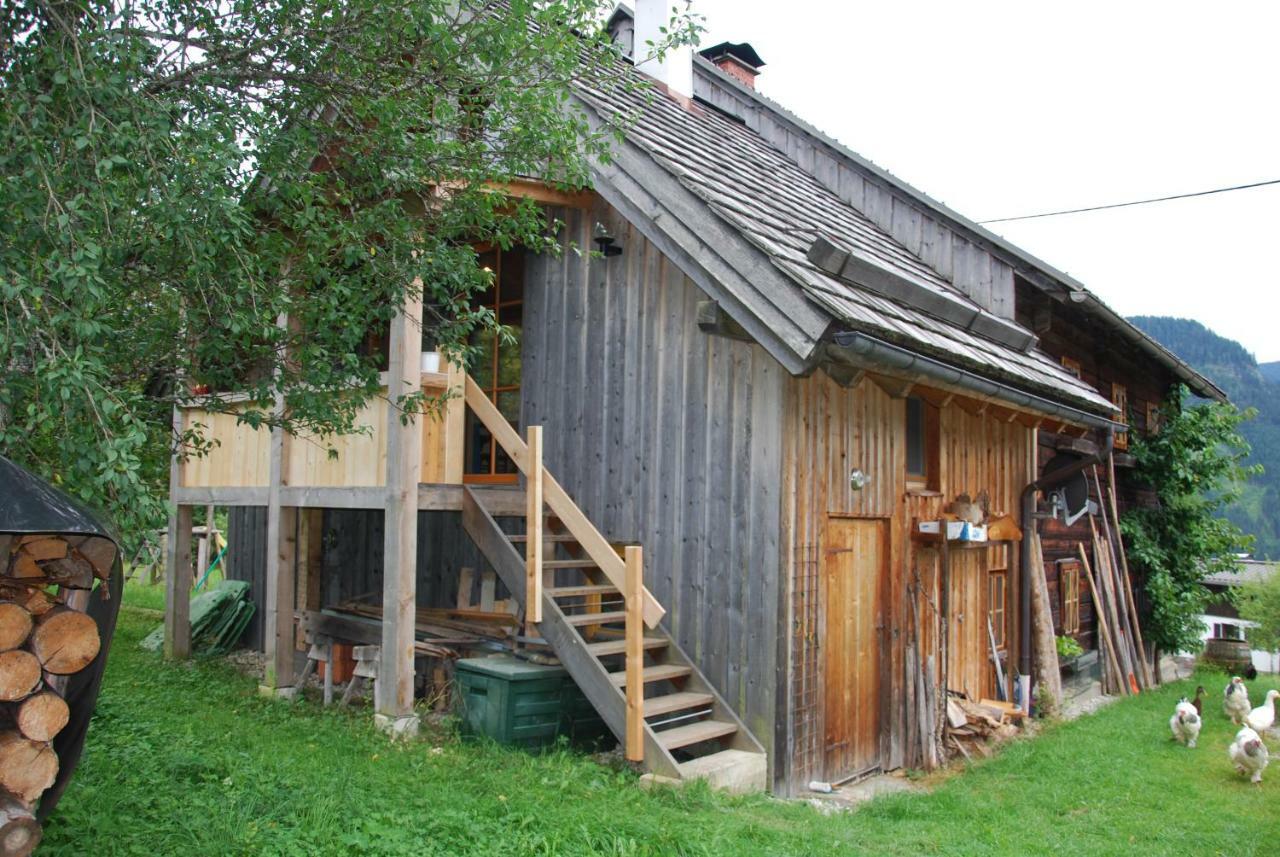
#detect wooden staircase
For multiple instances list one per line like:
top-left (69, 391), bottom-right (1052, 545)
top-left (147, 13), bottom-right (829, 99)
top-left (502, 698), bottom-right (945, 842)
top-left (459, 379), bottom-right (766, 790)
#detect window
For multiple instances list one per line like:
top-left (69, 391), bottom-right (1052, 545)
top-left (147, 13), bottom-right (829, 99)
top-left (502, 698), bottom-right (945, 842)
top-left (1111, 383), bottom-right (1129, 450)
top-left (464, 247), bottom-right (524, 483)
top-left (1145, 402), bottom-right (1161, 436)
top-left (1059, 559), bottom-right (1081, 635)
top-left (905, 395), bottom-right (940, 491)
top-left (988, 571), bottom-right (1008, 650)
top-left (1214, 623), bottom-right (1243, 641)
top-left (1060, 356), bottom-right (1082, 379)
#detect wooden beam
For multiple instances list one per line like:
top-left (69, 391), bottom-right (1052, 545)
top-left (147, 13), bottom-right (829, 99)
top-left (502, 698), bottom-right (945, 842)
top-left (263, 503), bottom-right (297, 690)
top-left (442, 360), bottom-right (466, 485)
top-left (173, 486), bottom-right (270, 506)
top-left (868, 373), bottom-right (915, 399)
top-left (162, 504), bottom-right (193, 660)
top-left (525, 426), bottom-right (544, 626)
top-left (487, 179), bottom-right (595, 209)
top-left (624, 546), bottom-right (644, 763)
top-left (377, 288), bottom-right (424, 731)
top-left (696, 300), bottom-right (753, 342)
top-left (822, 361), bottom-right (865, 389)
top-left (164, 401), bottom-right (193, 660)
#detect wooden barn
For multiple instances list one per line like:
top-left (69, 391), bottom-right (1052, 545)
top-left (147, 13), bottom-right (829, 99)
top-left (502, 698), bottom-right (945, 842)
top-left (162, 1), bottom-right (1220, 794)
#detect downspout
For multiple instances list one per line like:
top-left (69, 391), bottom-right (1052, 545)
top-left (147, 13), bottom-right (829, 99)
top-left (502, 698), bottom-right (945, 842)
top-left (1017, 429), bottom-right (1115, 684)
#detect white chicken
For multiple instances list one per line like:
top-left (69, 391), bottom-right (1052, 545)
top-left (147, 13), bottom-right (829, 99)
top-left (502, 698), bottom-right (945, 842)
top-left (1224, 676), bottom-right (1251, 725)
top-left (1228, 726), bottom-right (1269, 784)
top-left (1245, 689), bottom-right (1280, 735)
top-left (1169, 698), bottom-right (1202, 748)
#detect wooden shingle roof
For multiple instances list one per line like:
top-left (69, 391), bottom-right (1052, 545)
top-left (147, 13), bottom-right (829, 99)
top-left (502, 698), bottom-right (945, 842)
top-left (576, 70), bottom-right (1117, 415)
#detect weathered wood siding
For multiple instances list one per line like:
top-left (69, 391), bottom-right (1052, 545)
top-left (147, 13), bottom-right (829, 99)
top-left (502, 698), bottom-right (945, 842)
top-left (779, 372), bottom-right (1034, 790)
top-left (693, 72), bottom-right (1016, 319)
top-left (521, 202), bottom-right (786, 765)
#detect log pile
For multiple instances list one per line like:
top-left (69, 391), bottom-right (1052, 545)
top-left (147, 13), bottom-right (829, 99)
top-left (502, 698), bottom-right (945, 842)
top-left (0, 534), bottom-right (108, 857)
top-left (944, 697), bottom-right (1022, 761)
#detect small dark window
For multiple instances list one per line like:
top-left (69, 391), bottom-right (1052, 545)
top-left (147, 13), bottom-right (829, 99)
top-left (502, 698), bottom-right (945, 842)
top-left (988, 571), bottom-right (1008, 650)
top-left (1059, 560), bottom-right (1081, 635)
top-left (905, 395), bottom-right (939, 490)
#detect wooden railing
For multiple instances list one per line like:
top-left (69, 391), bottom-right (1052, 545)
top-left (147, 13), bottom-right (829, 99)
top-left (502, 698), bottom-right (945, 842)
top-left (462, 377), bottom-right (665, 627)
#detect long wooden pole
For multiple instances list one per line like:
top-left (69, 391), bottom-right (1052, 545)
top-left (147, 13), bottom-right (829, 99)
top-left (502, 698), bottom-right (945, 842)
top-left (1078, 544), bottom-right (1127, 695)
top-left (1090, 515), bottom-right (1138, 693)
top-left (1104, 459), bottom-right (1154, 687)
top-left (525, 426), bottom-right (543, 625)
top-left (1091, 472), bottom-right (1145, 690)
top-left (624, 546), bottom-right (644, 762)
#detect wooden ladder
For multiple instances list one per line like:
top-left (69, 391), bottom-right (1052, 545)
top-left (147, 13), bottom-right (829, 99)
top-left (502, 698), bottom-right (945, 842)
top-left (459, 379), bottom-right (766, 788)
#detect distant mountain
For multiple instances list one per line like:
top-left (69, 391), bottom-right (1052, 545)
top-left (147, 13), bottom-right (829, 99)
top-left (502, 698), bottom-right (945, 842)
top-left (1130, 317), bottom-right (1280, 559)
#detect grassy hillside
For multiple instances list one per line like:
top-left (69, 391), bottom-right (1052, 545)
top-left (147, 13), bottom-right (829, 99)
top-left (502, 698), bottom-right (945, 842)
top-left (1130, 317), bottom-right (1280, 558)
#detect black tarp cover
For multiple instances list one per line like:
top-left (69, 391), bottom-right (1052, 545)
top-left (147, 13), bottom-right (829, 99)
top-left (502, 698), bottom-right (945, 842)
top-left (0, 456), bottom-right (123, 821)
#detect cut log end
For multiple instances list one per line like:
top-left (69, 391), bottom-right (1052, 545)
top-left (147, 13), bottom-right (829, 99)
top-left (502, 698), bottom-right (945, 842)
top-left (29, 608), bottom-right (100, 675)
top-left (15, 693), bottom-right (69, 743)
top-left (0, 607), bottom-right (31, 655)
top-left (0, 734), bottom-right (58, 806)
top-left (0, 654), bottom-right (40, 704)
top-left (0, 794), bottom-right (40, 857)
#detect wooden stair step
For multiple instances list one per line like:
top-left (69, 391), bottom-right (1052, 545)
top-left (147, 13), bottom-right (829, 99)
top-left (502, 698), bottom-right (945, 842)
top-left (657, 719), bottom-right (738, 751)
top-left (507, 534), bottom-right (579, 543)
top-left (585, 636), bottom-right (668, 656)
top-left (639, 691), bottom-right (715, 718)
top-left (564, 610), bottom-right (626, 626)
top-left (543, 559), bottom-right (599, 569)
top-left (609, 664), bottom-right (692, 687)
top-left (546, 584), bottom-right (618, 598)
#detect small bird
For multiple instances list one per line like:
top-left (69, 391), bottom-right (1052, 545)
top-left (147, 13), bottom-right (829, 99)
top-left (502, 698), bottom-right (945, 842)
top-left (1191, 685), bottom-right (1207, 718)
top-left (1170, 698), bottom-right (1202, 748)
top-left (1224, 677), bottom-right (1252, 725)
top-left (1229, 726), bottom-right (1270, 784)
top-left (1245, 689), bottom-right (1280, 734)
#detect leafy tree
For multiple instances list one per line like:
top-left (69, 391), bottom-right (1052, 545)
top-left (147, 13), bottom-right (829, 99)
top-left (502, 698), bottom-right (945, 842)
top-left (1235, 568), bottom-right (1280, 656)
top-left (1121, 387), bottom-right (1259, 672)
top-left (1, 1), bottom-right (696, 546)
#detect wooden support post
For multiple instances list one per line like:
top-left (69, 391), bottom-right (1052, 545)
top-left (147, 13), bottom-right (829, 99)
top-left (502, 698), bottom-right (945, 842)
top-left (376, 288), bottom-right (423, 736)
top-left (162, 504), bottom-right (193, 660)
top-left (624, 545), bottom-right (644, 763)
top-left (263, 505), bottom-right (297, 692)
top-left (526, 426), bottom-right (543, 626)
top-left (442, 359), bottom-right (467, 485)
top-left (164, 400), bottom-right (193, 660)
top-left (295, 509), bottom-right (323, 650)
top-left (196, 504), bottom-right (213, 585)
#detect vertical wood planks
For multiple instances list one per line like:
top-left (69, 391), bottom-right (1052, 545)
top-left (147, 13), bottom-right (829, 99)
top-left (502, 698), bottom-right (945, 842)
top-left (625, 545), bottom-right (644, 762)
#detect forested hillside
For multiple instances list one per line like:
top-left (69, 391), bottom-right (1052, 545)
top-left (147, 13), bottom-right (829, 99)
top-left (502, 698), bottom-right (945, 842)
top-left (1130, 317), bottom-right (1280, 558)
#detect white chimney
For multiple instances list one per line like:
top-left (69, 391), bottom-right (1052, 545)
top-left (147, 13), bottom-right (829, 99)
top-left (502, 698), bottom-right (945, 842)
top-left (633, 0), bottom-right (694, 98)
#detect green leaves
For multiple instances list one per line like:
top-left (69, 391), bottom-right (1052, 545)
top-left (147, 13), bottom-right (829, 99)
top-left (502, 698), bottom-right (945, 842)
top-left (2, 1), bottom-right (694, 548)
top-left (1122, 387), bottom-right (1256, 653)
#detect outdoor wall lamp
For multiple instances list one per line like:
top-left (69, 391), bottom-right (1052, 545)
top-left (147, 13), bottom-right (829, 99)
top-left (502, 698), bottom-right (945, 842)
top-left (593, 223), bottom-right (623, 257)
top-left (849, 468), bottom-right (870, 491)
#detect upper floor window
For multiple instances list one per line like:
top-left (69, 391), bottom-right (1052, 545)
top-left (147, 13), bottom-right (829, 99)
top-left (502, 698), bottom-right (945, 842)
top-left (905, 395), bottom-right (940, 491)
top-left (1060, 356), bottom-right (1082, 379)
top-left (1111, 383), bottom-right (1129, 450)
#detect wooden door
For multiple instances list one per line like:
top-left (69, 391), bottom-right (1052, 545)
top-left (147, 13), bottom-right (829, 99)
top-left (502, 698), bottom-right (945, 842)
top-left (823, 517), bottom-right (887, 781)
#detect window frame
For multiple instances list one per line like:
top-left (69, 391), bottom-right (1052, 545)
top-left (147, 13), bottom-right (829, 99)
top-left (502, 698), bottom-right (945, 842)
top-left (1058, 559), bottom-right (1081, 636)
top-left (464, 246), bottom-right (524, 485)
top-left (1111, 383), bottom-right (1129, 451)
top-left (988, 570), bottom-right (1008, 651)
top-left (1060, 355), bottom-right (1082, 379)
top-left (905, 395), bottom-right (940, 492)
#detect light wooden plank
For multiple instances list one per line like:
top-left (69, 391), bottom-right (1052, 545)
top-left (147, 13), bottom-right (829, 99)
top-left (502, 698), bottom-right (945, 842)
top-left (526, 425), bottom-right (543, 625)
top-left (377, 288), bottom-right (424, 720)
top-left (625, 545), bottom-right (644, 762)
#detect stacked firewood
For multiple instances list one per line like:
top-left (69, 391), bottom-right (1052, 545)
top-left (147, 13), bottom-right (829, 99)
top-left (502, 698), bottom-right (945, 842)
top-left (0, 534), bottom-right (109, 856)
top-left (944, 697), bottom-right (1022, 761)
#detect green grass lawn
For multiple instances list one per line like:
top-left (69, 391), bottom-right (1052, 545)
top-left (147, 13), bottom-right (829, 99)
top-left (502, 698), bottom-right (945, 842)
top-left (41, 586), bottom-right (1280, 856)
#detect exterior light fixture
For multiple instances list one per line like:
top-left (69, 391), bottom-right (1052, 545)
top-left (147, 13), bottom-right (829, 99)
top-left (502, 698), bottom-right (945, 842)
top-left (593, 223), bottom-right (623, 257)
top-left (849, 468), bottom-right (870, 491)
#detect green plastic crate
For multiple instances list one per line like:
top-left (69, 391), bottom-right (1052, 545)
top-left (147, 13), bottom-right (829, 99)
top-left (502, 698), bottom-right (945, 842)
top-left (455, 654), bottom-right (608, 750)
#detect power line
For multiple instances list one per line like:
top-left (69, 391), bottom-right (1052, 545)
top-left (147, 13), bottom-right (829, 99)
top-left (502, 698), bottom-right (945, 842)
top-left (977, 178), bottom-right (1280, 224)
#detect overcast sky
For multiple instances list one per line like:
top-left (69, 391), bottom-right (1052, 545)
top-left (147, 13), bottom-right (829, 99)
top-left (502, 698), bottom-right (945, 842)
top-left (691, 1), bottom-right (1280, 362)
